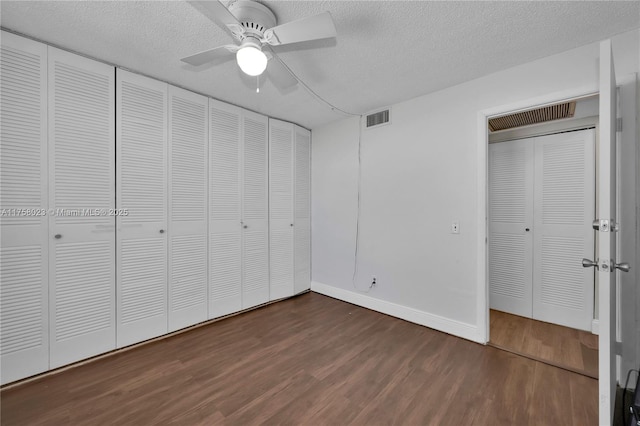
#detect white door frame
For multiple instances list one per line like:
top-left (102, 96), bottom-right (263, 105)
top-left (476, 85), bottom-right (599, 344)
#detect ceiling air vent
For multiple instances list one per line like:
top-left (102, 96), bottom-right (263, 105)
top-left (489, 101), bottom-right (576, 132)
top-left (366, 109), bottom-right (390, 128)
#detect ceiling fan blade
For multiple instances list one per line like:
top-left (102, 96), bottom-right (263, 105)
top-left (188, 0), bottom-right (241, 35)
top-left (181, 45), bottom-right (237, 66)
top-left (267, 56), bottom-right (298, 90)
top-left (266, 11), bottom-right (336, 46)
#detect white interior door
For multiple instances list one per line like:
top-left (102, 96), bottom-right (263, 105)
top-left (208, 99), bottom-right (242, 318)
top-left (48, 47), bottom-right (116, 368)
top-left (242, 110), bottom-right (269, 309)
top-left (116, 70), bottom-right (168, 348)
top-left (532, 129), bottom-right (595, 331)
top-left (0, 32), bottom-right (49, 385)
top-left (168, 86), bottom-right (208, 332)
top-left (294, 125), bottom-right (311, 294)
top-left (269, 119), bottom-right (294, 301)
top-left (597, 39), bottom-right (618, 426)
top-left (488, 139), bottom-right (534, 317)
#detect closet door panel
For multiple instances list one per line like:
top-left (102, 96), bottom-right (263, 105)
top-left (488, 140), bottom-right (534, 318)
top-left (294, 126), bottom-right (311, 294)
top-left (532, 130), bottom-right (595, 331)
top-left (242, 110), bottom-right (269, 309)
top-left (269, 228), bottom-right (293, 300)
top-left (48, 48), bottom-right (116, 368)
top-left (209, 99), bottom-right (242, 318)
top-left (0, 32), bottom-right (48, 384)
top-left (116, 70), bottom-right (168, 347)
top-left (168, 86), bottom-right (208, 331)
top-left (269, 119), bottom-right (294, 300)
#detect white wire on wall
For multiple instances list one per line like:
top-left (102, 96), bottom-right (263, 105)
top-left (350, 115), bottom-right (371, 293)
top-left (268, 50), bottom-right (371, 293)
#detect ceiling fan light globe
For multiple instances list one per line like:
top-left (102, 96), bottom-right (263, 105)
top-left (236, 46), bottom-right (267, 76)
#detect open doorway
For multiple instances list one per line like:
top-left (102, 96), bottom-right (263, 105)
top-left (485, 95), bottom-right (599, 378)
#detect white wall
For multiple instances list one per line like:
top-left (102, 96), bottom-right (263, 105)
top-left (311, 29), bottom-right (639, 347)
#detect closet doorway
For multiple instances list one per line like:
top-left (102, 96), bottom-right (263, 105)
top-left (487, 96), bottom-right (599, 377)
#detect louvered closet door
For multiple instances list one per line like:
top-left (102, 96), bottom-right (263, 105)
top-left (488, 139), bottom-right (534, 318)
top-left (116, 70), bottom-right (168, 347)
top-left (269, 119), bottom-right (294, 301)
top-left (168, 86), bottom-right (208, 332)
top-left (532, 129), bottom-right (595, 331)
top-left (242, 110), bottom-right (269, 309)
top-left (294, 125), bottom-right (311, 294)
top-left (0, 32), bottom-right (48, 385)
top-left (208, 99), bottom-right (242, 318)
top-left (48, 48), bottom-right (116, 368)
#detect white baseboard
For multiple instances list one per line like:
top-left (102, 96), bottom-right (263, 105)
top-left (591, 319), bottom-right (599, 335)
top-left (311, 281), bottom-right (482, 343)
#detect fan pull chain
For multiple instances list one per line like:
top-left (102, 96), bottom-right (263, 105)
top-left (256, 75), bottom-right (260, 93)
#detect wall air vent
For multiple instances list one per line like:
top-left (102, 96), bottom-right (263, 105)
top-left (489, 101), bottom-right (576, 132)
top-left (366, 109), bottom-right (390, 128)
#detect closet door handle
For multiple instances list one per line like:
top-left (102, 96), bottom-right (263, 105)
top-left (54, 234), bottom-right (62, 239)
top-left (243, 225), bottom-right (248, 229)
top-left (525, 228), bottom-right (530, 232)
top-left (614, 262), bottom-right (631, 273)
top-left (159, 229), bottom-right (165, 234)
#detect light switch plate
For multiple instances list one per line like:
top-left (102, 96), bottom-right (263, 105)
top-left (451, 222), bottom-right (460, 234)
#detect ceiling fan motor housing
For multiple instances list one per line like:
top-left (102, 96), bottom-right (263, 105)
top-left (228, 0), bottom-right (277, 40)
top-left (239, 35), bottom-right (262, 50)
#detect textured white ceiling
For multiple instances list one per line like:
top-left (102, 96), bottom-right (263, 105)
top-left (1, 1), bottom-right (638, 129)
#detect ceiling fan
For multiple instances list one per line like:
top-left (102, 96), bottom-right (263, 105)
top-left (182, 0), bottom-right (337, 89)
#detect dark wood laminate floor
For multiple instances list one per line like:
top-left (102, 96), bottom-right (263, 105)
top-left (1, 293), bottom-right (597, 425)
top-left (489, 309), bottom-right (599, 379)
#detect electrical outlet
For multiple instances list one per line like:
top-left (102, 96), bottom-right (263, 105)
top-left (451, 222), bottom-right (460, 234)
